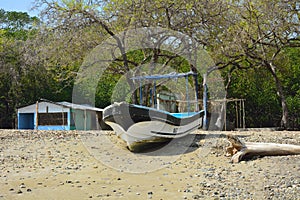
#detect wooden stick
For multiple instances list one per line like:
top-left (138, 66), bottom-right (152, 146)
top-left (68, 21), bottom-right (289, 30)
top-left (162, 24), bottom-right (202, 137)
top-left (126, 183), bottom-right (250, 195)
top-left (226, 134), bottom-right (300, 163)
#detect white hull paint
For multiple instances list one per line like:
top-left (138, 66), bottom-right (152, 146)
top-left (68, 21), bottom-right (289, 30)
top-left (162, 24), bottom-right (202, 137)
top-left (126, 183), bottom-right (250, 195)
top-left (106, 117), bottom-right (202, 151)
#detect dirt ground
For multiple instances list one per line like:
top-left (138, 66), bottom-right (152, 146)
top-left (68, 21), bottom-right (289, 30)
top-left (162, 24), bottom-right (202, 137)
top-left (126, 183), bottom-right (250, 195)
top-left (0, 129), bottom-right (299, 199)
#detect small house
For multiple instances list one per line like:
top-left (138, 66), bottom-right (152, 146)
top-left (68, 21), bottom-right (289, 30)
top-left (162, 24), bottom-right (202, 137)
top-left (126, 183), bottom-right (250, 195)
top-left (156, 92), bottom-right (178, 112)
top-left (17, 100), bottom-right (107, 130)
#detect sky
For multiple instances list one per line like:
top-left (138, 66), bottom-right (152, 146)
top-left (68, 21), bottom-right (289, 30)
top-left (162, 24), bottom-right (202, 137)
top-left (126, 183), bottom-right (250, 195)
top-left (0, 0), bottom-right (39, 16)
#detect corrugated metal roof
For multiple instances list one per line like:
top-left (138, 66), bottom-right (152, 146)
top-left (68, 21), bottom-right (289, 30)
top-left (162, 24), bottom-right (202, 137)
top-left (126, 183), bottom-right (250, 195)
top-left (18, 101), bottom-right (70, 113)
top-left (57, 101), bottom-right (103, 112)
top-left (18, 100), bottom-right (103, 113)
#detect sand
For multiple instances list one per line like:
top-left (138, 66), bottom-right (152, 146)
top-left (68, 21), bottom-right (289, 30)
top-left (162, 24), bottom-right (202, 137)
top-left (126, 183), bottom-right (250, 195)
top-left (0, 129), bottom-right (299, 199)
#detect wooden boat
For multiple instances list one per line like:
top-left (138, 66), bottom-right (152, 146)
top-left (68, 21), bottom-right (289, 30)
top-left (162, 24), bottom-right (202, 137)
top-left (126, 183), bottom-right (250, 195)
top-left (103, 72), bottom-right (206, 151)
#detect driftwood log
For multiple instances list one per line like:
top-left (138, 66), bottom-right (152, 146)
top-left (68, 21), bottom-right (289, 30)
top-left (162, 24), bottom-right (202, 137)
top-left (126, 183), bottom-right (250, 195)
top-left (226, 134), bottom-right (300, 163)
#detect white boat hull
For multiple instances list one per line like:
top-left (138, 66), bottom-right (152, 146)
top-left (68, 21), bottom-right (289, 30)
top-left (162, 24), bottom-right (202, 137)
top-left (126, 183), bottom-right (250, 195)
top-left (106, 118), bottom-right (201, 151)
top-left (103, 102), bottom-right (203, 151)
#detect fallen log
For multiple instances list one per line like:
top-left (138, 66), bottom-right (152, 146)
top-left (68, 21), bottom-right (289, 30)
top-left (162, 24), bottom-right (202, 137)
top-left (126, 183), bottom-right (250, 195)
top-left (226, 134), bottom-right (300, 163)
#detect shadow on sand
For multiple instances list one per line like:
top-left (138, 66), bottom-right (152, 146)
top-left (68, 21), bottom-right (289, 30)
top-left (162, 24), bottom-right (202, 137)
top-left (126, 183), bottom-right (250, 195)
top-left (133, 132), bottom-right (250, 156)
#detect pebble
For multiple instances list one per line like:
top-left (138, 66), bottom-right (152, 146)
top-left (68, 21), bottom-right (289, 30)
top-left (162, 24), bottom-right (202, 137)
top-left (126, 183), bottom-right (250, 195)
top-left (192, 194), bottom-right (202, 199)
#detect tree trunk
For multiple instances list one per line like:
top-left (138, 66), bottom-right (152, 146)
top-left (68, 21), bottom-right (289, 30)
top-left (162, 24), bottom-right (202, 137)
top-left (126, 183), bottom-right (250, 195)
top-left (226, 134), bottom-right (300, 163)
top-left (127, 75), bottom-right (138, 104)
top-left (267, 62), bottom-right (289, 129)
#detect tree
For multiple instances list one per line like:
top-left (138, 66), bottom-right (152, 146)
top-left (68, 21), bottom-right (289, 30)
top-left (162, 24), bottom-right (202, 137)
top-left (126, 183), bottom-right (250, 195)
top-left (281, 46), bottom-right (300, 129)
top-left (35, 0), bottom-right (205, 106)
top-left (33, 0), bottom-right (300, 128)
top-left (102, 0), bottom-right (300, 128)
top-left (218, 0), bottom-right (300, 128)
top-left (227, 67), bottom-right (281, 127)
top-left (0, 10), bottom-right (55, 128)
top-left (0, 9), bottom-right (40, 39)
top-left (34, 0), bottom-right (140, 103)
top-left (182, 0), bottom-right (300, 128)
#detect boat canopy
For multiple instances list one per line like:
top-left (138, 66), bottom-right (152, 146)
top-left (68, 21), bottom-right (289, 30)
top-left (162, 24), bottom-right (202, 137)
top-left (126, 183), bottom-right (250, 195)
top-left (131, 71), bottom-right (199, 113)
top-left (131, 70), bottom-right (209, 129)
top-left (131, 71), bottom-right (197, 80)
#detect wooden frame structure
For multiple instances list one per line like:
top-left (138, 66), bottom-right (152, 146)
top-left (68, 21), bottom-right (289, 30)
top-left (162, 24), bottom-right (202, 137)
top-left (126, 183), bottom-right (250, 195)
top-left (224, 98), bottom-right (246, 131)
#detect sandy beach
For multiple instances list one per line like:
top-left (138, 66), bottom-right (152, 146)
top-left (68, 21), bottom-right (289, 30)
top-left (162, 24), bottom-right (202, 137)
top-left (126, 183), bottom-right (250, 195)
top-left (0, 129), bottom-right (299, 199)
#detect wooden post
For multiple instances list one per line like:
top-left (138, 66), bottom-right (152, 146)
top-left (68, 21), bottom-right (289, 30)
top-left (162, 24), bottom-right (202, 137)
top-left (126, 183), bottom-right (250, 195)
top-left (35, 101), bottom-right (39, 130)
top-left (235, 101), bottom-right (238, 128)
top-left (62, 109), bottom-right (65, 129)
top-left (84, 110), bottom-right (87, 131)
top-left (96, 112), bottom-right (100, 130)
top-left (224, 100), bottom-right (227, 131)
top-left (239, 100), bottom-right (242, 128)
top-left (242, 99), bottom-right (246, 129)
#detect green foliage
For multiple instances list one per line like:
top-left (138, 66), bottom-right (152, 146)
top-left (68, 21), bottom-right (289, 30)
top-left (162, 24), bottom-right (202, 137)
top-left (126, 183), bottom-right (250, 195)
top-left (227, 68), bottom-right (281, 127)
top-left (0, 9), bottom-right (39, 40)
top-left (281, 47), bottom-right (300, 128)
top-left (224, 45), bottom-right (300, 129)
top-left (96, 72), bottom-right (121, 108)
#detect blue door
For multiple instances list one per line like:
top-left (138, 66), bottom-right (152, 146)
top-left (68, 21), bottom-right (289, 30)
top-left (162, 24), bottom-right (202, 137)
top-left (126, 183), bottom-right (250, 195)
top-left (18, 113), bottom-right (34, 129)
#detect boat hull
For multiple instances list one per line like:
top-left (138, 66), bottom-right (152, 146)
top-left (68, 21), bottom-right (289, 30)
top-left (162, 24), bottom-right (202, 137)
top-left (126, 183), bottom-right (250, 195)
top-left (103, 102), bottom-right (204, 151)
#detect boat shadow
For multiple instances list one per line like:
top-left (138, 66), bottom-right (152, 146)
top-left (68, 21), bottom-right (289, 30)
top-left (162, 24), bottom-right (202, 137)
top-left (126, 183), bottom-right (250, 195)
top-left (135, 132), bottom-right (250, 156)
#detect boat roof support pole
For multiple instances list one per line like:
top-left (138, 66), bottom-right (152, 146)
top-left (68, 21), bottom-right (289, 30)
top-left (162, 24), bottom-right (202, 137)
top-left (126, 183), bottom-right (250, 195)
top-left (185, 76), bottom-right (190, 113)
top-left (154, 81), bottom-right (157, 109)
top-left (139, 80), bottom-right (143, 105)
top-left (203, 73), bottom-right (208, 130)
top-left (194, 74), bottom-right (199, 111)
